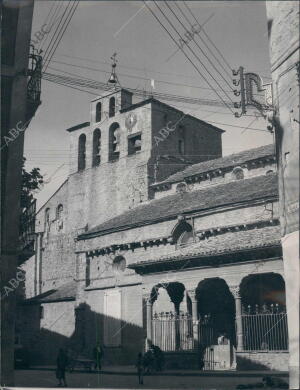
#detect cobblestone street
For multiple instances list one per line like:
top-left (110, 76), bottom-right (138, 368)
top-left (13, 368), bottom-right (289, 389)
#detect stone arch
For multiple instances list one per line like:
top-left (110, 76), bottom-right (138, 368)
top-left (92, 128), bottom-right (101, 167)
top-left (78, 133), bottom-right (86, 171)
top-left (109, 96), bottom-right (116, 117)
top-left (240, 272), bottom-right (286, 309)
top-left (109, 122), bottom-right (120, 161)
top-left (196, 278), bottom-right (236, 344)
top-left (239, 272), bottom-right (287, 351)
top-left (95, 102), bottom-right (102, 122)
top-left (151, 281), bottom-right (185, 314)
top-left (112, 255), bottom-right (126, 275)
top-left (44, 207), bottom-right (50, 232)
top-left (232, 166), bottom-right (245, 180)
top-left (171, 219), bottom-right (193, 246)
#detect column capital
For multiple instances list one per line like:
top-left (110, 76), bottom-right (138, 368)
top-left (229, 285), bottom-right (241, 299)
top-left (142, 291), bottom-right (152, 304)
top-left (187, 288), bottom-right (197, 301)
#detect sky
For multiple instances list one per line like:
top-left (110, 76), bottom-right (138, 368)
top-left (24, 0), bottom-right (274, 208)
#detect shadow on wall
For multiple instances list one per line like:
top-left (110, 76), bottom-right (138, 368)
top-left (20, 302), bottom-right (145, 366)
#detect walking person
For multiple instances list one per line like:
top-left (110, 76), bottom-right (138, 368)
top-left (93, 343), bottom-right (103, 371)
top-left (136, 352), bottom-right (144, 385)
top-left (56, 348), bottom-right (68, 387)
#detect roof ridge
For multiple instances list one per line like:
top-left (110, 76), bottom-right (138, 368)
top-left (153, 143), bottom-right (275, 186)
top-left (79, 173), bottom-right (278, 240)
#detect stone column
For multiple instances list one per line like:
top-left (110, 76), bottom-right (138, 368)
top-left (229, 285), bottom-right (244, 351)
top-left (189, 289), bottom-right (199, 349)
top-left (146, 298), bottom-right (153, 350)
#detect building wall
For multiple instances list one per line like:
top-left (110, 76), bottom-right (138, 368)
top-left (266, 1), bottom-right (299, 387)
top-left (19, 301), bottom-right (76, 365)
top-left (80, 284), bottom-right (144, 365)
top-left (22, 180), bottom-right (76, 295)
top-left (237, 351), bottom-right (289, 371)
top-left (1, 1), bottom-right (34, 385)
top-left (154, 162), bottom-right (277, 200)
top-left (150, 100), bottom-right (223, 183)
top-left (67, 96), bottom-right (222, 230)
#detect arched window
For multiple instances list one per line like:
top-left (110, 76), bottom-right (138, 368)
top-left (78, 133), bottom-right (86, 171)
top-left (56, 204), bottom-right (63, 231)
top-left (112, 256), bottom-right (126, 275)
top-left (92, 128), bottom-right (101, 166)
top-left (56, 204), bottom-right (63, 219)
top-left (266, 170), bottom-right (274, 176)
top-left (95, 102), bottom-right (102, 122)
top-left (176, 182), bottom-right (187, 194)
top-left (178, 139), bottom-right (185, 155)
top-left (232, 167), bottom-right (244, 180)
top-left (44, 208), bottom-right (50, 232)
top-left (172, 220), bottom-right (194, 248)
top-left (109, 123), bottom-right (120, 161)
top-left (109, 97), bottom-right (116, 117)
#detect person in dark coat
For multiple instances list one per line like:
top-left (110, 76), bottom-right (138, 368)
top-left (150, 344), bottom-right (164, 371)
top-left (93, 344), bottom-right (103, 371)
top-left (136, 352), bottom-right (144, 384)
top-left (56, 348), bottom-right (68, 387)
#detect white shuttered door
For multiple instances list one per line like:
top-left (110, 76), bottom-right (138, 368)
top-left (104, 289), bottom-right (122, 346)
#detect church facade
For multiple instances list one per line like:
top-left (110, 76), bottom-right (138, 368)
top-left (20, 88), bottom-right (288, 371)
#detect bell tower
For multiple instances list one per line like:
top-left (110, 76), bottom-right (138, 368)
top-left (90, 54), bottom-right (133, 125)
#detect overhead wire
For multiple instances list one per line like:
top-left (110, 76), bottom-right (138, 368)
top-left (39, 1), bottom-right (65, 52)
top-left (167, 1), bottom-right (234, 89)
top-left (43, 2), bottom-right (80, 73)
top-left (146, 1), bottom-right (235, 114)
top-left (183, 0), bottom-right (233, 72)
top-left (42, 70), bottom-right (234, 107)
top-left (42, 1), bottom-right (73, 66)
top-left (48, 59), bottom-right (234, 94)
top-left (173, 2), bottom-right (232, 81)
top-left (43, 1), bottom-right (79, 73)
top-left (156, 1), bottom-right (235, 102)
top-left (43, 69), bottom-right (267, 121)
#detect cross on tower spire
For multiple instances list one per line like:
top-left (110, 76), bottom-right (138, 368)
top-left (108, 52), bottom-right (120, 88)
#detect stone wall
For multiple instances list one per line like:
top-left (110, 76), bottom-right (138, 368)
top-left (237, 351), bottom-right (289, 371)
top-left (22, 180), bottom-right (76, 295)
top-left (19, 301), bottom-right (76, 365)
top-left (154, 162), bottom-right (277, 200)
top-left (77, 284), bottom-right (144, 365)
top-left (266, 1), bottom-right (299, 386)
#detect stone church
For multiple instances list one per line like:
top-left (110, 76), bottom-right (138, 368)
top-left (20, 87), bottom-right (288, 371)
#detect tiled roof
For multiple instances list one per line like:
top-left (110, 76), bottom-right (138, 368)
top-left (128, 225), bottom-right (281, 269)
top-left (79, 174), bottom-right (278, 239)
top-left (24, 281), bottom-right (76, 304)
top-left (153, 144), bottom-right (275, 186)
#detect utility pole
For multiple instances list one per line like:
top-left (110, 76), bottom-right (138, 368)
top-left (265, 2), bottom-right (299, 389)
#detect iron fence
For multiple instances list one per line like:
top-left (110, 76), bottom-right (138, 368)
top-left (152, 312), bottom-right (194, 351)
top-left (242, 304), bottom-right (288, 351)
top-left (198, 314), bottom-right (218, 347)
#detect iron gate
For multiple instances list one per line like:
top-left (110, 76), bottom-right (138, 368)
top-left (152, 312), bottom-right (194, 351)
top-left (198, 315), bottom-right (219, 370)
top-left (241, 304), bottom-right (288, 351)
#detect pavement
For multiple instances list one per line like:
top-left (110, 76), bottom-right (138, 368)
top-left (11, 366), bottom-right (289, 389)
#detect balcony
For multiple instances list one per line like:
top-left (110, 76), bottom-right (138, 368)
top-left (19, 199), bottom-right (36, 264)
top-left (26, 46), bottom-right (42, 122)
